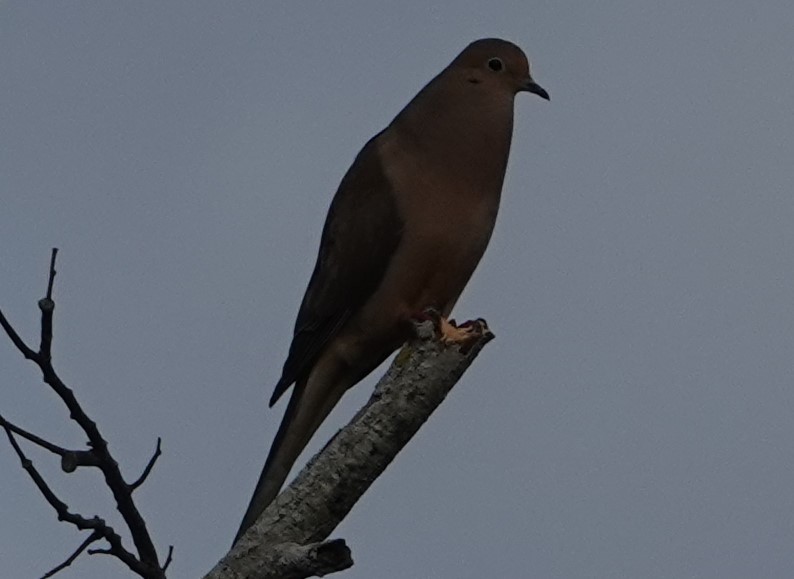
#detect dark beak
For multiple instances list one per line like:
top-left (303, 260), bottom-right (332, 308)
top-left (522, 78), bottom-right (550, 101)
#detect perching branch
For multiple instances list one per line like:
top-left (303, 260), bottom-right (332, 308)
top-left (0, 249), bottom-right (170, 578)
top-left (205, 317), bottom-right (493, 579)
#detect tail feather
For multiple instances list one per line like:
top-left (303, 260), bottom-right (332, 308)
top-left (234, 386), bottom-right (301, 543)
top-left (234, 367), bottom-right (349, 544)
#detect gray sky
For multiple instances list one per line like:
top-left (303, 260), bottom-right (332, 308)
top-left (2, 2), bottom-right (794, 578)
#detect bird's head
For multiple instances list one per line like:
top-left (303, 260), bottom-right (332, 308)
top-left (451, 38), bottom-right (550, 101)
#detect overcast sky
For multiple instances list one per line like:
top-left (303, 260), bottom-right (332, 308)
top-left (2, 2), bottom-right (794, 578)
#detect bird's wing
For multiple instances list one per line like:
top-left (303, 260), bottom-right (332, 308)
top-left (269, 133), bottom-right (403, 406)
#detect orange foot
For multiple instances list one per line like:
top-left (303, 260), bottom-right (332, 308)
top-left (439, 316), bottom-right (473, 344)
top-left (413, 308), bottom-right (492, 346)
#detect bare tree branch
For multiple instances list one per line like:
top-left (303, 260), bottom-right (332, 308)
top-left (45, 247), bottom-right (58, 300)
top-left (161, 546), bottom-right (175, 572)
top-left (1, 249), bottom-right (169, 578)
top-left (38, 247), bottom-right (58, 360)
top-left (0, 413), bottom-right (101, 469)
top-left (0, 413), bottom-right (70, 455)
top-left (205, 318), bottom-right (493, 579)
top-left (41, 531), bottom-right (103, 579)
top-left (2, 422), bottom-right (143, 574)
top-left (0, 309), bottom-right (38, 361)
top-left (129, 437), bottom-right (163, 491)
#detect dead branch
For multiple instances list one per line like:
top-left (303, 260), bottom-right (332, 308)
top-left (205, 318), bottom-right (493, 579)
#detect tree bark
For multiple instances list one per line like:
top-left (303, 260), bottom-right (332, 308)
top-left (205, 319), bottom-right (493, 579)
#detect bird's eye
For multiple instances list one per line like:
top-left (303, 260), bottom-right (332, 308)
top-left (487, 57), bottom-right (504, 72)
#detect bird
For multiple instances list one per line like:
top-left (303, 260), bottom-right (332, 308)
top-left (235, 37), bottom-right (549, 543)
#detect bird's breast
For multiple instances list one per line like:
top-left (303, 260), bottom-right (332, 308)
top-left (377, 134), bottom-right (503, 312)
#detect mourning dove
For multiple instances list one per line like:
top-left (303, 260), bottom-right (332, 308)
top-left (235, 37), bottom-right (548, 543)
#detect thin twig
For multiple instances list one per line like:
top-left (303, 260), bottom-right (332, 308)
top-left (129, 438), bottom-right (162, 491)
top-left (0, 413), bottom-right (71, 456)
top-left (0, 309), bottom-right (38, 361)
top-left (0, 413), bottom-right (99, 469)
top-left (38, 248), bottom-right (58, 360)
top-left (46, 248), bottom-right (58, 300)
top-left (41, 531), bottom-right (103, 579)
top-left (3, 422), bottom-right (91, 525)
top-left (161, 546), bottom-right (174, 572)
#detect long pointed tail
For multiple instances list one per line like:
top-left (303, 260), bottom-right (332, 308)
top-left (234, 388), bottom-right (302, 543)
top-left (234, 370), bottom-right (348, 544)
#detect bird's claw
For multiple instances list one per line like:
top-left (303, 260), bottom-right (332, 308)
top-left (411, 308), bottom-right (492, 347)
top-left (439, 317), bottom-right (474, 344)
top-left (441, 317), bottom-right (491, 345)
